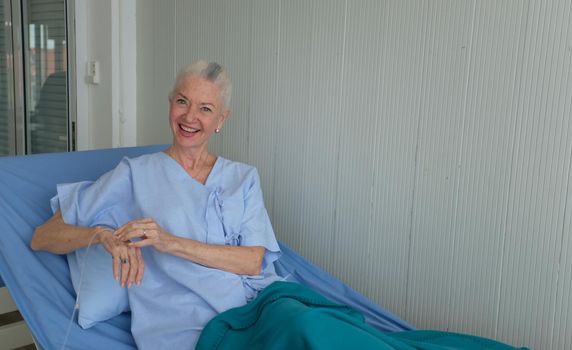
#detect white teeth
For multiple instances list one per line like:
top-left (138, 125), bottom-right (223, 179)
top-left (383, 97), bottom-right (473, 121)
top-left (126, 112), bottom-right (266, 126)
top-left (180, 125), bottom-right (198, 133)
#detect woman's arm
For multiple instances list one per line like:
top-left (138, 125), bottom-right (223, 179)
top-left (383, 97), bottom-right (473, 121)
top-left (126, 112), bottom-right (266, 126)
top-left (115, 218), bottom-right (265, 276)
top-left (31, 211), bottom-right (145, 287)
top-left (31, 211), bottom-right (106, 254)
top-left (165, 237), bottom-right (265, 276)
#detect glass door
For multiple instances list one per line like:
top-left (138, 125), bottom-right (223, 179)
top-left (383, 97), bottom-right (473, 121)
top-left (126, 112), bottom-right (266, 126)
top-left (0, 0), bottom-right (72, 156)
top-left (24, 0), bottom-right (69, 154)
top-left (0, 0), bottom-right (16, 155)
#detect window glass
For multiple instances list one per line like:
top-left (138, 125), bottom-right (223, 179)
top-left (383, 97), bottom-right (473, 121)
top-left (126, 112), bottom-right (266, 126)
top-left (0, 1), bottom-right (16, 156)
top-left (24, 0), bottom-right (68, 154)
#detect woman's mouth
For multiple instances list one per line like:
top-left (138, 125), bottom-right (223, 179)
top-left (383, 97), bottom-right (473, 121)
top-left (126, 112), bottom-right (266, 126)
top-left (179, 124), bottom-right (199, 133)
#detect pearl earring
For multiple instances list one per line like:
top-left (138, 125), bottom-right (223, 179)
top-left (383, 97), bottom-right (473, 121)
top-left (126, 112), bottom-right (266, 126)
top-left (215, 128), bottom-right (220, 133)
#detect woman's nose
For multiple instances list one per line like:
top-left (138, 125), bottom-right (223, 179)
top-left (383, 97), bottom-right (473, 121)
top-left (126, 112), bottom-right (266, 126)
top-left (182, 107), bottom-right (197, 120)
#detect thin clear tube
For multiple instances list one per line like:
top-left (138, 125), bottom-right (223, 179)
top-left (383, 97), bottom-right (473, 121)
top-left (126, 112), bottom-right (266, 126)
top-left (60, 229), bottom-right (110, 350)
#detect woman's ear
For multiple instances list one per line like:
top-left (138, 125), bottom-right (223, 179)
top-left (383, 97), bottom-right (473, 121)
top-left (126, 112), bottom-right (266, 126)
top-left (219, 110), bottom-right (231, 129)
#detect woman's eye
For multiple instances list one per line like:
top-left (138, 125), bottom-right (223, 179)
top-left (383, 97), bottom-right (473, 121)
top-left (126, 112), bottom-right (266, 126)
top-left (176, 98), bottom-right (187, 105)
top-left (201, 107), bottom-right (212, 113)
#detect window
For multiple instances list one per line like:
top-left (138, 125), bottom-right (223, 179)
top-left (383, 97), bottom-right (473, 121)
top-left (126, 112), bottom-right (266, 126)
top-left (0, 1), bottom-right (16, 155)
top-left (0, 0), bottom-right (74, 156)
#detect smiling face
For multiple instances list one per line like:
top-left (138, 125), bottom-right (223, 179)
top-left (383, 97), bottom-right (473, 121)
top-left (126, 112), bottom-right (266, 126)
top-left (168, 75), bottom-right (230, 153)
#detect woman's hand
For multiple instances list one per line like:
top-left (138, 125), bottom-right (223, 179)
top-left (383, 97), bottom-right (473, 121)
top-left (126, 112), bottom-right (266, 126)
top-left (114, 218), bottom-right (173, 253)
top-left (97, 228), bottom-right (144, 288)
top-left (115, 218), bottom-right (264, 275)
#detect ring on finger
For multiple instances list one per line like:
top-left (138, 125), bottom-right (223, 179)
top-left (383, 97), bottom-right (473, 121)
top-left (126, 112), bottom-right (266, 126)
top-left (120, 258), bottom-right (128, 264)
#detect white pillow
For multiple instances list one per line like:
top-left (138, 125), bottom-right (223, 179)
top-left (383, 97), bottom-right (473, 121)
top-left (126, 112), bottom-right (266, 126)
top-left (67, 244), bottom-right (129, 329)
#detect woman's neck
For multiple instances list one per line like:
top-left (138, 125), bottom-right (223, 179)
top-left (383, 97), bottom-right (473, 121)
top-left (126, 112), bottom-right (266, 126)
top-left (165, 146), bottom-right (214, 172)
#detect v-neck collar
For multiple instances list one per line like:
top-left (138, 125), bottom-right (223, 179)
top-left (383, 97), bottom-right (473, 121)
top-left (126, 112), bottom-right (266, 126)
top-left (158, 151), bottom-right (223, 188)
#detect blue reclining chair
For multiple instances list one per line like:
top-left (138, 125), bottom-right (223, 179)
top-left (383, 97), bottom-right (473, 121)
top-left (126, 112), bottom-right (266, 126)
top-left (0, 145), bottom-right (412, 349)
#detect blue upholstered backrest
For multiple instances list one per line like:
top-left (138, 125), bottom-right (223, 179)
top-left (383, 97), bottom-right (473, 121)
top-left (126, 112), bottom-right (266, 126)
top-left (0, 145), bottom-right (167, 349)
top-left (0, 145), bottom-right (412, 349)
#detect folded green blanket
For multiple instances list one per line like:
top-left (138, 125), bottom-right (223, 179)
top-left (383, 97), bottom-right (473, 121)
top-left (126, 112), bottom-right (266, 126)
top-left (197, 281), bottom-right (528, 350)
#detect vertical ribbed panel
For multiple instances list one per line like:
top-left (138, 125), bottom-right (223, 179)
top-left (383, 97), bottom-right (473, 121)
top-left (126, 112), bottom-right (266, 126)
top-left (156, 0), bottom-right (178, 108)
top-left (554, 0), bottom-right (572, 334)
top-left (331, 0), bottom-right (385, 296)
top-left (271, 0), bottom-right (313, 251)
top-left (407, 0), bottom-right (475, 331)
top-left (175, 0), bottom-right (226, 154)
top-left (556, 139), bottom-right (572, 348)
top-left (296, 0), bottom-right (346, 272)
top-left (450, 0), bottom-right (528, 341)
top-left (136, 1), bottom-right (572, 348)
top-left (175, 0), bottom-right (225, 64)
top-left (220, 1), bottom-right (252, 163)
top-left (135, 0), bottom-right (153, 143)
top-left (367, 0), bottom-right (426, 319)
top-left (246, 0), bottom-right (280, 215)
top-left (498, 1), bottom-right (572, 349)
top-left (136, 0), bottom-right (176, 145)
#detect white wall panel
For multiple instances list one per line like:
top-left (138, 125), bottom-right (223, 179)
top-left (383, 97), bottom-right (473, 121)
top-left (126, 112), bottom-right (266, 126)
top-left (219, 1), bottom-right (252, 162)
top-left (86, 0), bottom-right (114, 149)
top-left (136, 1), bottom-right (572, 348)
top-left (296, 0), bottom-right (346, 273)
top-left (136, 0), bottom-right (175, 145)
top-left (555, 144), bottom-right (572, 349)
top-left (152, 0), bottom-right (177, 140)
top-left (175, 0), bottom-right (225, 64)
top-left (368, 0), bottom-right (426, 319)
top-left (175, 0), bottom-right (226, 154)
top-left (332, 0), bottom-right (385, 295)
top-left (498, 1), bottom-right (572, 349)
top-left (552, 4), bottom-right (572, 348)
top-left (449, 0), bottom-right (528, 341)
top-left (406, 0), bottom-right (474, 330)
top-left (271, 0), bottom-right (314, 251)
top-left (136, 0), bottom-right (154, 144)
top-left (246, 0), bottom-right (280, 216)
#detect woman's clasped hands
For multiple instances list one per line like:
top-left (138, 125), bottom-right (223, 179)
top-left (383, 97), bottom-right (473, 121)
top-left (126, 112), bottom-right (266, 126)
top-left (115, 218), bottom-right (172, 252)
top-left (97, 227), bottom-right (144, 288)
top-left (101, 218), bottom-right (174, 288)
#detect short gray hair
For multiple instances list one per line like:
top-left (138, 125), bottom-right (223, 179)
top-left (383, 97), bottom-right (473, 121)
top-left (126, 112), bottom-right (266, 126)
top-left (169, 60), bottom-right (232, 110)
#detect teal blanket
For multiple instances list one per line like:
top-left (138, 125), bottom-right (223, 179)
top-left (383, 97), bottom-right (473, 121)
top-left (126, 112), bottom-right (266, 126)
top-left (197, 282), bottom-right (528, 350)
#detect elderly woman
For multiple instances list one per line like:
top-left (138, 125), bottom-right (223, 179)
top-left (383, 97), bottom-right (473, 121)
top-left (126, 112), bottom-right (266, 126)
top-left (31, 60), bottom-right (281, 349)
top-left (29, 61), bottom-right (532, 350)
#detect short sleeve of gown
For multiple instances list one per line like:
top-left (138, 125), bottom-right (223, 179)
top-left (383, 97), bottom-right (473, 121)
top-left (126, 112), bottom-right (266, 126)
top-left (50, 157), bottom-right (136, 228)
top-left (240, 169), bottom-right (281, 270)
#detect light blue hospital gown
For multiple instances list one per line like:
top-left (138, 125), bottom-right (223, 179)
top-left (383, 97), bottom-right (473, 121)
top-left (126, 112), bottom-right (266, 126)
top-left (55, 152), bottom-right (282, 349)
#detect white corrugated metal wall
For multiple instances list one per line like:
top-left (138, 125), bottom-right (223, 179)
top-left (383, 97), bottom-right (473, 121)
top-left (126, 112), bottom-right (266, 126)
top-left (136, 1), bottom-right (572, 349)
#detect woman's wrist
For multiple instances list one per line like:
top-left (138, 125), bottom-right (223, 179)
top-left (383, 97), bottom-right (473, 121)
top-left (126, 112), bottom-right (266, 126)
top-left (159, 233), bottom-right (183, 254)
top-left (94, 226), bottom-right (115, 245)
